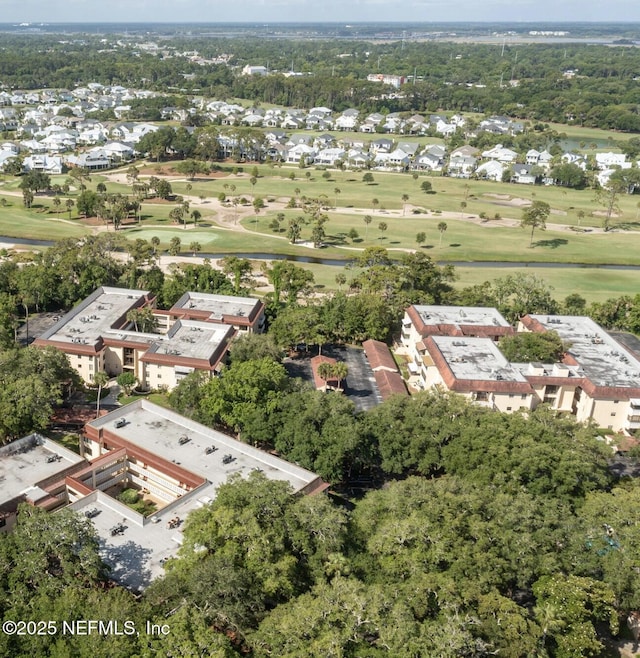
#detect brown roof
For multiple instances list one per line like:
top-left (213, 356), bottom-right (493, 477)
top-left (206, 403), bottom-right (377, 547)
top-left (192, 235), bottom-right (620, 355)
top-left (373, 370), bottom-right (408, 399)
top-left (310, 355), bottom-right (337, 390)
top-left (363, 339), bottom-right (398, 372)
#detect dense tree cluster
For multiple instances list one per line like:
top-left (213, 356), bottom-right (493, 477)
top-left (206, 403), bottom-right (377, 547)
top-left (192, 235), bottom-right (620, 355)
top-left (3, 34), bottom-right (640, 130)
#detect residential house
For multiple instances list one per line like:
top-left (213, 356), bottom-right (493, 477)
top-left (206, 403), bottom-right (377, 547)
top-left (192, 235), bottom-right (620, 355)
top-left (481, 144), bottom-right (518, 163)
top-left (510, 164), bottom-right (537, 185)
top-left (23, 154), bottom-right (63, 175)
top-left (314, 147), bottom-right (346, 166)
top-left (335, 109), bottom-right (359, 131)
top-left (475, 160), bottom-right (505, 181)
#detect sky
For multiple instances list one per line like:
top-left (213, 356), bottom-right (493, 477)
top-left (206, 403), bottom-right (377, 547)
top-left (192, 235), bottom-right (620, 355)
top-left (2, 0), bottom-right (640, 24)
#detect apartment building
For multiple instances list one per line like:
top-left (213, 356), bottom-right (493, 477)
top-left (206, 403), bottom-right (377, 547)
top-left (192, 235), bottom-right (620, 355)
top-left (34, 287), bottom-right (264, 391)
top-left (403, 305), bottom-right (640, 434)
top-left (519, 315), bottom-right (640, 433)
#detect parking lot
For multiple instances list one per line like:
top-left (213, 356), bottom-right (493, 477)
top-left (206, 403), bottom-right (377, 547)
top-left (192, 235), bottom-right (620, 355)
top-left (17, 311), bottom-right (63, 346)
top-left (284, 344), bottom-right (382, 412)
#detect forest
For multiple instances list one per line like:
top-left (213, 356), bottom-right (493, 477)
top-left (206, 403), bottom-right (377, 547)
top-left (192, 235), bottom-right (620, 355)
top-left (2, 33), bottom-right (640, 129)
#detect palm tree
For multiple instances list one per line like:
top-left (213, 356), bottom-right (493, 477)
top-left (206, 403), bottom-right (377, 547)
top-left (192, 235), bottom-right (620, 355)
top-left (363, 214), bottom-right (372, 239)
top-left (401, 193), bottom-right (409, 216)
top-left (437, 221), bottom-right (447, 247)
top-left (190, 209), bottom-right (202, 227)
top-left (65, 198), bottom-right (74, 218)
top-left (372, 198), bottom-right (379, 213)
top-left (334, 187), bottom-right (341, 208)
top-left (52, 196), bottom-right (61, 216)
top-left (151, 236), bottom-right (160, 255)
top-left (317, 362), bottom-right (334, 391)
top-left (378, 221), bottom-right (388, 239)
top-left (189, 242), bottom-right (202, 257)
top-left (94, 371), bottom-right (109, 418)
top-left (332, 362), bottom-right (349, 391)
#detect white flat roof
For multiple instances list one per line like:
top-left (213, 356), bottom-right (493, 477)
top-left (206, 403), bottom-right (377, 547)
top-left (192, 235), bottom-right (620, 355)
top-left (0, 434), bottom-right (84, 505)
top-left (77, 401), bottom-right (323, 590)
top-left (172, 292), bottom-right (261, 321)
top-left (88, 400), bottom-right (320, 495)
top-left (529, 315), bottom-right (640, 389)
top-left (412, 305), bottom-right (510, 328)
top-left (432, 336), bottom-right (528, 384)
top-left (139, 320), bottom-right (233, 363)
top-left (38, 286), bottom-right (150, 348)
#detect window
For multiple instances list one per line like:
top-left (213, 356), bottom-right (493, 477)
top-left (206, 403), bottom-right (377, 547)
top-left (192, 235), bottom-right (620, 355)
top-left (506, 406), bottom-right (512, 411)
top-left (521, 394), bottom-right (527, 400)
top-left (611, 412), bottom-right (616, 417)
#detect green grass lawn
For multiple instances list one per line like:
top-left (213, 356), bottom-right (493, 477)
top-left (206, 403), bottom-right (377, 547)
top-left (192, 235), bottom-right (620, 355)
top-left (117, 391), bottom-right (171, 407)
top-left (246, 206), bottom-right (640, 265)
top-left (289, 260), bottom-right (640, 304)
top-left (0, 199), bottom-right (89, 240)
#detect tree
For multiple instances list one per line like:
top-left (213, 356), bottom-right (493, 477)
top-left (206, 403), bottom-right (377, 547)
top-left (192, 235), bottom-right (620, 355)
top-left (334, 187), bottom-right (341, 207)
top-left (499, 330), bottom-right (565, 363)
top-left (174, 159), bottom-right (208, 181)
top-left (189, 241), bottom-right (202, 257)
top-left (65, 198), bottom-right (74, 218)
top-left (190, 209), bottom-right (202, 227)
top-left (92, 371), bottom-right (109, 418)
top-left (371, 197), bottom-right (379, 213)
top-left (437, 221), bottom-right (448, 247)
top-left (401, 193), bottom-right (409, 215)
top-left (363, 214), bottom-right (372, 239)
top-left (377, 221), bottom-right (388, 239)
top-left (316, 361), bottom-right (334, 391)
top-left (22, 187), bottom-right (34, 208)
top-left (521, 200), bottom-right (550, 247)
top-left (420, 180), bottom-right (433, 194)
top-left (332, 361), bottom-right (349, 391)
top-left (551, 162), bottom-right (587, 189)
top-left (168, 236), bottom-right (181, 256)
top-left (533, 575), bottom-right (618, 658)
top-left (416, 231), bottom-right (427, 247)
top-left (262, 261), bottom-right (314, 306)
top-left (126, 306), bottom-right (156, 333)
top-left (52, 195), bottom-right (61, 216)
top-left (221, 256), bottom-right (252, 295)
top-left (287, 217), bottom-right (302, 244)
top-left (230, 333), bottom-right (282, 364)
top-left (198, 358), bottom-right (291, 434)
top-left (362, 172), bottom-right (374, 184)
top-left (116, 371), bottom-right (137, 395)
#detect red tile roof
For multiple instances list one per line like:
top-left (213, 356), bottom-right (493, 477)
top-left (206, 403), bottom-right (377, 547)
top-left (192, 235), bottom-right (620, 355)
top-left (363, 339), bottom-right (397, 372)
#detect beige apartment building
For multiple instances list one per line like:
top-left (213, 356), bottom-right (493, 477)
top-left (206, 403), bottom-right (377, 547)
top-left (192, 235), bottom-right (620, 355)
top-left (403, 305), bottom-right (640, 434)
top-left (34, 287), bottom-right (265, 391)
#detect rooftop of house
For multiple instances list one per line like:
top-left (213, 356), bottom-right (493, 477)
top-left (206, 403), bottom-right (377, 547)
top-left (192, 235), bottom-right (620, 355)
top-left (408, 304), bottom-right (511, 332)
top-left (171, 292), bottom-right (262, 323)
top-left (0, 434), bottom-right (84, 505)
top-left (429, 336), bottom-right (529, 386)
top-left (88, 400), bottom-right (322, 497)
top-left (36, 286), bottom-right (151, 350)
top-left (525, 315), bottom-right (640, 390)
top-left (140, 320), bottom-right (233, 365)
top-left (70, 400), bottom-right (325, 589)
